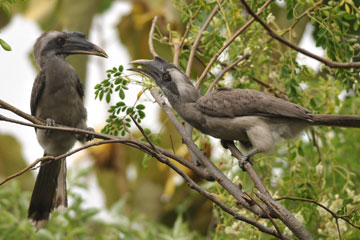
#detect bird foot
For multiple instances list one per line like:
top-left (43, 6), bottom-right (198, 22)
top-left (75, 127), bottom-right (95, 142)
top-left (85, 127), bottom-right (95, 141)
top-left (238, 149), bottom-right (259, 171)
top-left (239, 154), bottom-right (253, 171)
top-left (45, 118), bottom-right (56, 135)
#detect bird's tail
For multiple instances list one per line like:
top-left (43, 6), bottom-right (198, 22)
top-left (311, 114), bottom-right (360, 128)
top-left (28, 155), bottom-right (67, 229)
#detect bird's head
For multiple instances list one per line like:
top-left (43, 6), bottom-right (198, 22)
top-left (34, 31), bottom-right (108, 67)
top-left (130, 56), bottom-right (200, 103)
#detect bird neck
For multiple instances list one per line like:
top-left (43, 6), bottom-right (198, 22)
top-left (38, 54), bottom-right (67, 68)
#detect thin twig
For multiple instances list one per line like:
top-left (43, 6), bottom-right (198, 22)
top-left (0, 99), bottom-right (43, 125)
top-left (186, 0), bottom-right (223, 77)
top-left (197, 0), bottom-right (274, 88)
top-left (130, 114), bottom-right (158, 152)
top-left (149, 16), bottom-right (159, 57)
top-left (310, 129), bottom-right (322, 163)
top-left (0, 139), bottom-right (136, 186)
top-left (180, 6), bottom-right (202, 50)
top-left (245, 192), bottom-right (284, 239)
top-left (276, 196), bottom-right (360, 231)
top-left (240, 0), bottom-right (360, 68)
top-left (150, 146), bottom-right (290, 240)
top-left (256, 192), bottom-right (314, 240)
top-left (335, 218), bottom-right (342, 240)
top-left (206, 54), bottom-right (250, 94)
top-left (0, 109), bottom-right (213, 181)
top-left (173, 42), bottom-right (181, 67)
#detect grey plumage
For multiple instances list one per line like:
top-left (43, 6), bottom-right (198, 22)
top-left (130, 56), bottom-right (360, 155)
top-left (29, 31), bottom-right (107, 228)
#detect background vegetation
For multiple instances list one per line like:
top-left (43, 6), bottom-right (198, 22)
top-left (1, 0), bottom-right (360, 239)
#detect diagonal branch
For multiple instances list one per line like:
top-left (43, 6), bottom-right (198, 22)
top-left (150, 89), bottom-right (279, 218)
top-left (186, 0), bottom-right (223, 77)
top-left (240, 0), bottom-right (360, 69)
top-left (148, 16), bottom-right (159, 57)
top-left (0, 103), bottom-right (213, 181)
top-left (206, 53), bottom-right (250, 94)
top-left (197, 0), bottom-right (274, 88)
top-left (226, 142), bottom-right (313, 240)
top-left (0, 99), bottom-right (43, 125)
top-left (276, 196), bottom-right (360, 231)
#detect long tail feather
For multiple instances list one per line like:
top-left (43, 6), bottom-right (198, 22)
top-left (311, 114), bottom-right (360, 128)
top-left (28, 155), bottom-right (67, 229)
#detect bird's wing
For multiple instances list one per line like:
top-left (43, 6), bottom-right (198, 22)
top-left (76, 77), bottom-right (85, 98)
top-left (196, 88), bottom-right (312, 120)
top-left (30, 71), bottom-right (46, 116)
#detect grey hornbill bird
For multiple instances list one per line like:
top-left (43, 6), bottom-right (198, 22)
top-left (29, 31), bottom-right (107, 228)
top-left (130, 56), bottom-right (360, 164)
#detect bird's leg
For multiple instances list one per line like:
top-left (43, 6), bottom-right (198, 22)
top-left (220, 139), bottom-right (234, 149)
top-left (75, 127), bottom-right (95, 142)
top-left (45, 118), bottom-right (56, 135)
top-left (221, 140), bottom-right (248, 171)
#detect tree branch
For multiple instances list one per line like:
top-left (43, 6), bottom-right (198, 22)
top-left (276, 196), bottom-right (360, 231)
top-left (196, 0), bottom-right (274, 88)
top-left (256, 192), bottom-right (314, 240)
top-left (186, 0), bottom-right (223, 77)
top-left (150, 89), bottom-right (278, 218)
top-left (226, 142), bottom-right (313, 240)
top-left (149, 16), bottom-right (159, 57)
top-left (240, 0), bottom-right (360, 69)
top-left (0, 100), bottom-right (214, 181)
top-left (206, 53), bottom-right (250, 94)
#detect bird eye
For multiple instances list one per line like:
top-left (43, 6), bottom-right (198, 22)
top-left (56, 37), bottom-right (66, 46)
top-left (162, 73), bottom-right (171, 82)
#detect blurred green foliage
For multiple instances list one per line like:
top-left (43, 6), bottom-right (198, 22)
top-left (0, 169), bottom-right (205, 240)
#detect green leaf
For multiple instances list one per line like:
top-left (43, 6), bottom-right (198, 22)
top-left (354, 21), bottom-right (359, 31)
top-left (136, 104), bottom-right (145, 110)
top-left (119, 89), bottom-right (125, 99)
top-left (126, 107), bottom-right (133, 114)
top-left (118, 65), bottom-right (124, 72)
top-left (106, 92), bottom-right (111, 103)
top-left (289, 152), bottom-right (297, 160)
top-left (0, 38), bottom-right (11, 51)
top-left (99, 91), bottom-right (104, 101)
top-left (115, 78), bottom-right (122, 85)
top-left (1, 3), bottom-right (10, 15)
top-left (138, 110), bottom-right (145, 118)
top-left (116, 101), bottom-right (125, 107)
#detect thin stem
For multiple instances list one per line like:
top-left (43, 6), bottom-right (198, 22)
top-left (186, 0), bottom-right (223, 77)
top-left (149, 16), bottom-right (159, 57)
top-left (197, 0), bottom-right (274, 88)
top-left (240, 0), bottom-right (360, 68)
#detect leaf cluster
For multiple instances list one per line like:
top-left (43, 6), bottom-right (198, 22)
top-left (95, 65), bottom-right (147, 136)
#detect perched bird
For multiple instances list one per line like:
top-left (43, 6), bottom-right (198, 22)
top-left (29, 31), bottom-right (107, 228)
top-left (130, 56), bottom-right (360, 162)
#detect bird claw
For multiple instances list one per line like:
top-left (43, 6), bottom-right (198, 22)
top-left (238, 149), bottom-right (259, 171)
top-left (45, 118), bottom-right (56, 135)
top-left (239, 154), bottom-right (253, 171)
top-left (75, 127), bottom-right (95, 142)
top-left (85, 127), bottom-right (95, 142)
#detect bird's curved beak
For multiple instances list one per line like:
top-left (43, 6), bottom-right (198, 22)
top-left (63, 36), bottom-right (108, 58)
top-left (129, 57), bottom-right (167, 81)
